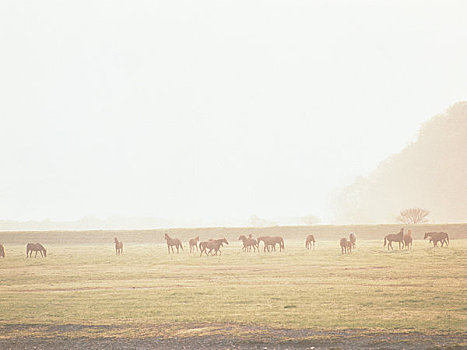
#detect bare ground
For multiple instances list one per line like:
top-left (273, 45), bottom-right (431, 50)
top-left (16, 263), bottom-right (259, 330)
top-left (0, 324), bottom-right (465, 349)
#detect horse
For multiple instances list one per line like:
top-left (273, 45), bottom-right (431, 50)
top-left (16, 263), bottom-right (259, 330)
top-left (428, 236), bottom-right (449, 247)
top-left (189, 236), bottom-right (199, 253)
top-left (424, 232), bottom-right (449, 247)
top-left (114, 237), bottom-right (123, 255)
top-left (340, 238), bottom-right (351, 254)
top-left (349, 232), bottom-right (356, 249)
top-left (199, 238), bottom-right (229, 256)
top-left (164, 233), bottom-right (183, 254)
top-left (383, 228), bottom-right (404, 250)
top-left (403, 229), bottom-right (413, 249)
top-left (305, 235), bottom-right (315, 249)
top-left (0, 244), bottom-right (5, 258)
top-left (238, 235), bottom-right (259, 252)
top-left (257, 236), bottom-right (284, 252)
top-left (26, 243), bottom-right (47, 258)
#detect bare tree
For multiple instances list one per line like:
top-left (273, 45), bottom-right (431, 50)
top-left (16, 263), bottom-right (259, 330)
top-left (397, 208), bottom-right (430, 224)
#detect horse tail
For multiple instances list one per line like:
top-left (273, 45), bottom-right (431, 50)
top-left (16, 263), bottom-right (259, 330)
top-left (383, 236), bottom-right (387, 247)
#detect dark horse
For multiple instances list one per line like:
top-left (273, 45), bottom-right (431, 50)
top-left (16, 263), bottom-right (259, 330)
top-left (238, 235), bottom-right (259, 252)
top-left (189, 236), bottom-right (199, 253)
top-left (26, 243), bottom-right (47, 258)
top-left (340, 238), bottom-right (351, 254)
top-left (199, 238), bottom-right (229, 256)
top-left (164, 233), bottom-right (183, 254)
top-left (305, 235), bottom-right (315, 249)
top-left (114, 237), bottom-right (123, 255)
top-left (257, 236), bottom-right (285, 252)
top-left (349, 232), bottom-right (356, 249)
top-left (0, 243), bottom-right (5, 258)
top-left (403, 229), bottom-right (413, 249)
top-left (383, 228), bottom-right (404, 250)
top-left (424, 232), bottom-right (449, 247)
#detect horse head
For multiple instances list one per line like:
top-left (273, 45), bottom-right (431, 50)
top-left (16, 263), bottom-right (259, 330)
top-left (164, 233), bottom-right (169, 240)
top-left (43, 248), bottom-right (47, 257)
top-left (222, 238), bottom-right (229, 245)
top-left (238, 235), bottom-right (246, 241)
top-left (423, 232), bottom-right (429, 239)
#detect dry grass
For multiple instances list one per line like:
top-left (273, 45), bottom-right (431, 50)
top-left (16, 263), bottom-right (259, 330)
top-left (1, 231), bottom-right (466, 340)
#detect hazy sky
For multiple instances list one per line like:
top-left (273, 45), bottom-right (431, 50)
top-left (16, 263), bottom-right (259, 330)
top-left (1, 1), bottom-right (466, 225)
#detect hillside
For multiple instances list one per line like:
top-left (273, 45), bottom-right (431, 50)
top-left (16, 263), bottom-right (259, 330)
top-left (334, 102), bottom-right (467, 224)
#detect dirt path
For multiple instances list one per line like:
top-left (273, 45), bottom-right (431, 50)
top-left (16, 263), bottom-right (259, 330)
top-left (0, 323), bottom-right (465, 349)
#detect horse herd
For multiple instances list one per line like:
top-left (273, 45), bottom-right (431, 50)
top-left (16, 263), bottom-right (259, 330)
top-left (161, 229), bottom-right (449, 257)
top-left (0, 229), bottom-right (451, 259)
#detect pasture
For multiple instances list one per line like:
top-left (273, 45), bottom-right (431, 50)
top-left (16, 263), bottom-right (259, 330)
top-left (0, 225), bottom-right (466, 349)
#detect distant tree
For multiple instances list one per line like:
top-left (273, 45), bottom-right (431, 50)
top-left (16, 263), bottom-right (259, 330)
top-left (397, 208), bottom-right (430, 224)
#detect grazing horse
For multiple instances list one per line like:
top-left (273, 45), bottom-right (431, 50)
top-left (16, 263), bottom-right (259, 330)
top-left (383, 228), bottom-right (404, 250)
top-left (199, 238), bottom-right (229, 256)
top-left (340, 238), bottom-right (351, 254)
top-left (164, 233), bottom-right (183, 254)
top-left (305, 235), bottom-right (315, 249)
top-left (238, 235), bottom-right (259, 252)
top-left (349, 232), bottom-right (356, 249)
top-left (26, 243), bottom-right (47, 258)
top-left (0, 244), bottom-right (5, 258)
top-left (114, 237), bottom-right (123, 255)
top-left (403, 229), bottom-right (413, 249)
top-left (257, 236), bottom-right (285, 252)
top-left (189, 236), bottom-right (199, 253)
top-left (424, 232), bottom-right (449, 247)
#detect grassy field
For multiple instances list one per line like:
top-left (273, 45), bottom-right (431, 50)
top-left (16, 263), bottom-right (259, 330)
top-left (1, 228), bottom-right (466, 345)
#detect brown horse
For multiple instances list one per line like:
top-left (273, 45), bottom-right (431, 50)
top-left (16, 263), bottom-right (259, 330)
top-left (199, 238), bottom-right (229, 256)
top-left (349, 232), bottom-right (356, 249)
top-left (238, 235), bottom-right (259, 252)
top-left (0, 244), bottom-right (5, 258)
top-left (383, 228), bottom-right (404, 250)
top-left (403, 229), bottom-right (413, 249)
top-left (114, 237), bottom-right (123, 255)
top-left (340, 238), bottom-right (351, 254)
top-left (189, 236), bottom-right (199, 253)
top-left (257, 236), bottom-right (284, 252)
top-left (26, 243), bottom-right (47, 258)
top-left (424, 232), bottom-right (449, 247)
top-left (164, 233), bottom-right (183, 254)
top-left (305, 235), bottom-right (315, 249)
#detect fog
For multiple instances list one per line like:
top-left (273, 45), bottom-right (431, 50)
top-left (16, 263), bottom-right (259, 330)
top-left (1, 1), bottom-right (466, 227)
